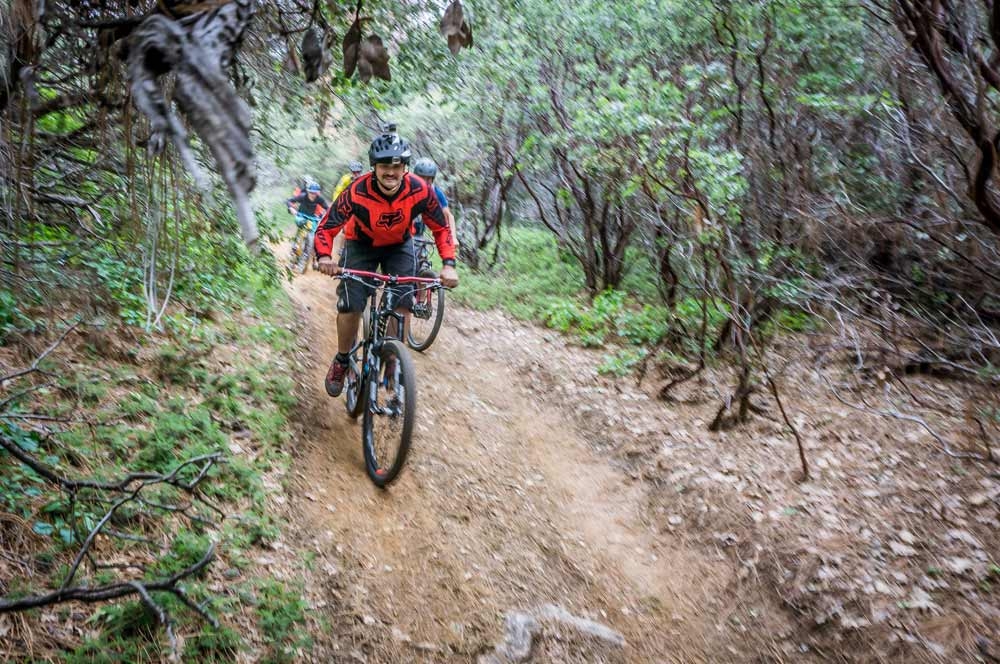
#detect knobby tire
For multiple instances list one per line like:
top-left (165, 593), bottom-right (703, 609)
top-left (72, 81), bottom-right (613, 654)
top-left (361, 339), bottom-right (415, 487)
top-left (406, 268), bottom-right (445, 352)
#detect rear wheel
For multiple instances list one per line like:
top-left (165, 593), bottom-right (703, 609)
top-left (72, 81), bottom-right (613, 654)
top-left (407, 269), bottom-right (444, 352)
top-left (361, 340), bottom-right (415, 487)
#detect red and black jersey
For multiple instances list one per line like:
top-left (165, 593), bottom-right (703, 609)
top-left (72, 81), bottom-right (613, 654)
top-left (314, 172), bottom-right (455, 261)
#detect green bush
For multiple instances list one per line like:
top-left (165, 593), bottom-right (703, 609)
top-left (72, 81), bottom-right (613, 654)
top-left (598, 348), bottom-right (649, 376)
top-left (256, 579), bottom-right (312, 662)
top-left (0, 288), bottom-right (39, 339)
top-left (450, 226), bottom-right (585, 320)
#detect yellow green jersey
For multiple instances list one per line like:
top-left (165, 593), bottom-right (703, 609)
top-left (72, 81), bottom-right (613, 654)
top-left (332, 173), bottom-right (353, 200)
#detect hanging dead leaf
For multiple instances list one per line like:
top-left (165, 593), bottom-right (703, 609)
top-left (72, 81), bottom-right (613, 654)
top-left (439, 0), bottom-right (473, 55)
top-left (301, 28), bottom-right (324, 82)
top-left (357, 56), bottom-right (372, 83)
top-left (358, 34), bottom-right (390, 82)
top-left (342, 17), bottom-right (362, 77)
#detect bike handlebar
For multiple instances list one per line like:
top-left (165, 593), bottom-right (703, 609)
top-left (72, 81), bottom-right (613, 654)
top-left (337, 268), bottom-right (440, 285)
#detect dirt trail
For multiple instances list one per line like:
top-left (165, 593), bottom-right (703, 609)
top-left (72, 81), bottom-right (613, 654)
top-left (282, 270), bottom-right (737, 662)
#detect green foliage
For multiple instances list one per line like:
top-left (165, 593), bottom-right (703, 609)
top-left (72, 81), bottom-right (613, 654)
top-left (134, 406), bottom-right (227, 472)
top-left (120, 392), bottom-right (160, 420)
top-left (68, 603), bottom-right (161, 663)
top-left (450, 226), bottom-right (586, 320)
top-left (544, 289), bottom-right (673, 350)
top-left (769, 308), bottom-right (818, 334)
top-left (79, 242), bottom-right (148, 328)
top-left (451, 227), bottom-right (737, 367)
top-left (0, 258), bottom-right (305, 658)
top-left (148, 531), bottom-right (212, 577)
top-left (256, 579), bottom-right (312, 662)
top-left (0, 423), bottom-right (48, 517)
top-left (598, 348), bottom-right (649, 377)
top-left (0, 288), bottom-right (40, 339)
top-left (184, 624), bottom-right (242, 662)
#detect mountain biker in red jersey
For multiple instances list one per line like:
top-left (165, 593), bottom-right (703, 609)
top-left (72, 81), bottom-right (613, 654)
top-left (315, 125), bottom-right (459, 397)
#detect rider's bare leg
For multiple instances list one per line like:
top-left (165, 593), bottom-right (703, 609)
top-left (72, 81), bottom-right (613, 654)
top-left (337, 312), bottom-right (361, 355)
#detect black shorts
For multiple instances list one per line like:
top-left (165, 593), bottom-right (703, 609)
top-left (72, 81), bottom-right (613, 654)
top-left (337, 238), bottom-right (416, 313)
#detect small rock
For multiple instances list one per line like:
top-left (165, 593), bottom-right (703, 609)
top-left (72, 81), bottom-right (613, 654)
top-left (905, 587), bottom-right (940, 612)
top-left (946, 529), bottom-right (982, 548)
top-left (967, 493), bottom-right (989, 507)
top-left (889, 541), bottom-right (918, 557)
top-left (945, 557), bottom-right (975, 575)
top-left (873, 580), bottom-right (898, 596)
top-left (713, 532), bottom-right (738, 546)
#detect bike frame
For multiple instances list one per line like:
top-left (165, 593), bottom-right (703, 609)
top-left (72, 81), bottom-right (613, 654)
top-left (339, 269), bottom-right (440, 405)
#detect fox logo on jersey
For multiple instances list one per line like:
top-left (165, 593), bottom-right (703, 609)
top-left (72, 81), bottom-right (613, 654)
top-left (376, 210), bottom-right (404, 230)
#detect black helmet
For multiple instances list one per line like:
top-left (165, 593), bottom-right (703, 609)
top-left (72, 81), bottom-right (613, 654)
top-left (368, 123), bottom-right (411, 166)
top-left (413, 158), bottom-right (438, 178)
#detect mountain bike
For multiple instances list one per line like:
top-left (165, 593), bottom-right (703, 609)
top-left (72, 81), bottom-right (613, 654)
top-left (407, 236), bottom-right (446, 352)
top-left (288, 212), bottom-right (321, 274)
top-left (337, 268), bottom-right (442, 487)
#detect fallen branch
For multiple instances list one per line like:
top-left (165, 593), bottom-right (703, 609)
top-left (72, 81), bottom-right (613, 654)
top-left (0, 321), bottom-right (80, 384)
top-left (0, 425), bottom-right (225, 646)
top-left (656, 362), bottom-right (705, 401)
top-left (765, 374), bottom-right (809, 480)
top-left (129, 581), bottom-right (179, 661)
top-left (0, 544), bottom-right (215, 613)
top-left (822, 377), bottom-right (990, 463)
top-left (479, 603), bottom-right (625, 664)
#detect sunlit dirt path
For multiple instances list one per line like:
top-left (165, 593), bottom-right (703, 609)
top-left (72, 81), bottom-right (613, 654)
top-left (283, 269), bottom-right (740, 662)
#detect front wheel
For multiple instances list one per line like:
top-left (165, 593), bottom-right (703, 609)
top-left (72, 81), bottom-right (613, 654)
top-left (295, 234), bottom-right (313, 273)
top-left (343, 352), bottom-right (366, 419)
top-left (407, 269), bottom-right (445, 352)
top-left (361, 340), bottom-right (416, 487)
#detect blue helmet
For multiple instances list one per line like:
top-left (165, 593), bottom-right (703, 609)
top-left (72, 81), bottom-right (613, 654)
top-left (306, 182), bottom-right (321, 193)
top-left (348, 160), bottom-right (363, 173)
top-left (413, 158), bottom-right (438, 178)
